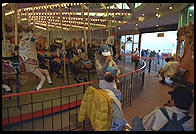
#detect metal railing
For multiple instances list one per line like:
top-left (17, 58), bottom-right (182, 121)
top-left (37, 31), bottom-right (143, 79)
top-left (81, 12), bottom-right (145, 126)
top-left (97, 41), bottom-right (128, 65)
top-left (2, 57), bottom-right (146, 131)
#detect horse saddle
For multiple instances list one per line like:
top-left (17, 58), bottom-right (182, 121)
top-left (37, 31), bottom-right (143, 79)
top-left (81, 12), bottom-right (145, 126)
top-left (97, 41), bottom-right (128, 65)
top-left (2, 55), bottom-right (25, 76)
top-left (24, 58), bottom-right (39, 65)
top-left (82, 60), bottom-right (93, 70)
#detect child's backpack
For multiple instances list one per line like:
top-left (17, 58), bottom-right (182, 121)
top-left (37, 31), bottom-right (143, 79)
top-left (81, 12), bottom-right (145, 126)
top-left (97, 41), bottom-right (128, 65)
top-left (159, 108), bottom-right (191, 131)
top-left (110, 118), bottom-right (128, 131)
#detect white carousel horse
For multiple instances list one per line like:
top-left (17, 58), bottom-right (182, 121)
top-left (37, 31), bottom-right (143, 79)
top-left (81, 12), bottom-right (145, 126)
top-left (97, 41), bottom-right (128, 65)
top-left (18, 31), bottom-right (53, 90)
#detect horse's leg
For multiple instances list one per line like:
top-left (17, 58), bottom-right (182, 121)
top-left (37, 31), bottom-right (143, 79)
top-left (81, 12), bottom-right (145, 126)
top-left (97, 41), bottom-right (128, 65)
top-left (32, 68), bottom-right (46, 90)
top-left (38, 68), bottom-right (53, 84)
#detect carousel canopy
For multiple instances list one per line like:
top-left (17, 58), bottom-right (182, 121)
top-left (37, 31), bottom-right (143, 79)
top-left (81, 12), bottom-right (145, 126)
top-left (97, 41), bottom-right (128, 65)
top-left (2, 3), bottom-right (190, 34)
top-left (2, 3), bottom-right (133, 31)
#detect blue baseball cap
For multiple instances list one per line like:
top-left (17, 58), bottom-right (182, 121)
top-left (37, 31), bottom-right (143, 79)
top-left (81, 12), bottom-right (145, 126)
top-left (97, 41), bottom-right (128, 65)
top-left (100, 44), bottom-right (111, 56)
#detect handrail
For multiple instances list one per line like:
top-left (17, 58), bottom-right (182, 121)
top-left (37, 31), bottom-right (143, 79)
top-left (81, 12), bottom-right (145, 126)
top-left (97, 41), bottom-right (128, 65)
top-left (120, 53), bottom-right (157, 61)
top-left (2, 57), bottom-right (146, 99)
top-left (118, 60), bottom-right (146, 78)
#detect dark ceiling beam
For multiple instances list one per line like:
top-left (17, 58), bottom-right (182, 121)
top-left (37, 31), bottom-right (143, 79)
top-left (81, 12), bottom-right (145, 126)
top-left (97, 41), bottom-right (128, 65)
top-left (139, 24), bottom-right (178, 34)
top-left (126, 3), bottom-right (134, 13)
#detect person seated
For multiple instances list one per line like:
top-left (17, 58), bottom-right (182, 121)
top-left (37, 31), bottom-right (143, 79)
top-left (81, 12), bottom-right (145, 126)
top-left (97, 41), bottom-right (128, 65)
top-left (132, 86), bottom-right (194, 131)
top-left (155, 56), bottom-right (180, 84)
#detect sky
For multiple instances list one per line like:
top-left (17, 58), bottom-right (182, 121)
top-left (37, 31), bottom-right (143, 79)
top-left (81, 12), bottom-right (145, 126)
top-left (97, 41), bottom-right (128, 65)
top-left (140, 30), bottom-right (177, 53)
top-left (121, 30), bottom-right (177, 54)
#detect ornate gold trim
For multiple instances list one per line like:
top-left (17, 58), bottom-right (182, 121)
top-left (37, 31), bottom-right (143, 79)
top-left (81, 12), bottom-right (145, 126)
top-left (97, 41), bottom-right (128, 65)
top-left (177, 22), bottom-right (194, 60)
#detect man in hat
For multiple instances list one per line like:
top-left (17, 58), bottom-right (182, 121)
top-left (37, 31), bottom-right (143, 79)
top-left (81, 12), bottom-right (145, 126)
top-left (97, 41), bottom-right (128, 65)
top-left (95, 44), bottom-right (113, 79)
top-left (95, 44), bottom-right (120, 90)
top-left (132, 86), bottom-right (194, 131)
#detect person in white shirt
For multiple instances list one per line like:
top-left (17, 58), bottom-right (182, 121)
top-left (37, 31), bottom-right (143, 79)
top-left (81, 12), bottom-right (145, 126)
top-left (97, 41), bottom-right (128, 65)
top-left (133, 48), bottom-right (139, 57)
top-left (132, 48), bottom-right (140, 69)
top-left (155, 56), bottom-right (180, 84)
top-left (157, 50), bottom-right (161, 64)
top-left (132, 86), bottom-right (194, 131)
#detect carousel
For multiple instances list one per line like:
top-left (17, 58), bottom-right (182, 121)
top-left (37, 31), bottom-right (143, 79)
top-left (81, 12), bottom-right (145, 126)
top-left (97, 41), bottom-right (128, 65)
top-left (2, 3), bottom-right (133, 94)
top-left (2, 3), bottom-right (193, 131)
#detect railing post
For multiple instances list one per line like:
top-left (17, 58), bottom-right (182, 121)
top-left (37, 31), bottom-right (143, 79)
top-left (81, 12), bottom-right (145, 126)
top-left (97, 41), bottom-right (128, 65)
top-left (148, 59), bottom-right (151, 73)
top-left (129, 73), bottom-right (133, 106)
top-left (82, 79), bottom-right (86, 131)
top-left (7, 108), bottom-right (10, 131)
top-left (16, 73), bottom-right (21, 108)
top-left (19, 105), bottom-right (23, 130)
top-left (51, 100), bottom-right (54, 131)
top-left (87, 70), bottom-right (90, 82)
top-left (60, 89), bottom-right (63, 130)
top-left (142, 70), bottom-right (145, 90)
top-left (42, 101), bottom-right (44, 131)
top-left (31, 94), bottom-right (34, 131)
top-left (135, 60), bottom-right (139, 70)
top-left (65, 64), bottom-right (70, 85)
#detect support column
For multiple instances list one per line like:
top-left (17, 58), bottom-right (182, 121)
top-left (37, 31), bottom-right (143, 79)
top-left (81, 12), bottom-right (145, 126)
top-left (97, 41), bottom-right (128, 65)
top-left (2, 6), bottom-right (7, 57)
top-left (68, 7), bottom-right (73, 46)
top-left (138, 33), bottom-right (142, 56)
top-left (32, 4), bottom-right (35, 28)
top-left (45, 3), bottom-right (50, 49)
top-left (100, 29), bottom-right (103, 45)
top-left (132, 36), bottom-right (134, 54)
top-left (18, 9), bottom-right (21, 23)
top-left (60, 3), bottom-right (65, 83)
top-left (60, 4), bottom-right (63, 38)
top-left (106, 8), bottom-right (109, 37)
top-left (82, 3), bottom-right (87, 53)
top-left (88, 4), bottom-right (91, 48)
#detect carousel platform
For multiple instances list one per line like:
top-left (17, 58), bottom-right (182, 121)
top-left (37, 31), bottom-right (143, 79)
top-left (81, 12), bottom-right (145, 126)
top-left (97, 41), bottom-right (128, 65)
top-left (2, 57), bottom-right (164, 131)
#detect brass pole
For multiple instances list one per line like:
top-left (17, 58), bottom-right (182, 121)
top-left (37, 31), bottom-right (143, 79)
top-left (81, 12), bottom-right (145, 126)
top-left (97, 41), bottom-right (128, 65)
top-left (82, 3), bottom-right (87, 53)
top-left (87, 4), bottom-right (91, 48)
top-left (32, 4), bottom-right (35, 28)
top-left (59, 3), bottom-right (66, 83)
top-left (14, 3), bottom-right (18, 55)
top-left (106, 6), bottom-right (109, 36)
top-left (100, 29), bottom-right (102, 45)
top-left (45, 3), bottom-right (49, 49)
top-left (68, 7), bottom-right (73, 47)
top-left (2, 6), bottom-right (7, 57)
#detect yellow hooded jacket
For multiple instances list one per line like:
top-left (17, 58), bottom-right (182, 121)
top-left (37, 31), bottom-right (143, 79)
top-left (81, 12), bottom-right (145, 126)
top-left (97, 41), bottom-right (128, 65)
top-left (78, 86), bottom-right (114, 131)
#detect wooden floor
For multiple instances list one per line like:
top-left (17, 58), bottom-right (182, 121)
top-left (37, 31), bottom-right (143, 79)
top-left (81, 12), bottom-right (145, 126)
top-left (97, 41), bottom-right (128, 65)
top-left (123, 71), bottom-right (172, 126)
top-left (2, 58), bottom-right (182, 131)
top-left (81, 70), bottom-right (173, 131)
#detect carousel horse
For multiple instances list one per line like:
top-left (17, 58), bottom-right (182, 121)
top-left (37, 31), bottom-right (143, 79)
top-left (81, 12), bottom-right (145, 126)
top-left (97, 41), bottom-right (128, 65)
top-left (18, 31), bottom-right (53, 91)
top-left (49, 51), bottom-right (64, 78)
top-left (37, 49), bottom-right (51, 69)
top-left (87, 45), bottom-right (100, 62)
top-left (49, 43), bottom-right (68, 78)
top-left (37, 47), bottom-right (66, 79)
top-left (67, 46), bottom-right (95, 83)
top-left (63, 43), bottom-right (78, 62)
top-left (2, 55), bottom-right (25, 94)
top-left (70, 55), bottom-right (93, 83)
top-left (2, 38), bottom-right (23, 94)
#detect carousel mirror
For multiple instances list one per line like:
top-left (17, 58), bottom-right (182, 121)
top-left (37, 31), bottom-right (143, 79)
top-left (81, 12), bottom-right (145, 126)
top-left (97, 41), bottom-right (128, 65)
top-left (178, 40), bottom-right (185, 58)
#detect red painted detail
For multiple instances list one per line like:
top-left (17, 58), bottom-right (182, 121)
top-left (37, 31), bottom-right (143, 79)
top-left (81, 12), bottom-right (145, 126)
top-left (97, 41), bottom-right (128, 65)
top-left (2, 99), bottom-right (82, 126)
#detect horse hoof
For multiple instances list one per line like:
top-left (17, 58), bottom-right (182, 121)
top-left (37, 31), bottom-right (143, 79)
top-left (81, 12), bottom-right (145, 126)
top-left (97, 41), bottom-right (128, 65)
top-left (5, 90), bottom-right (12, 94)
top-left (34, 88), bottom-right (38, 91)
top-left (48, 83), bottom-right (53, 86)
